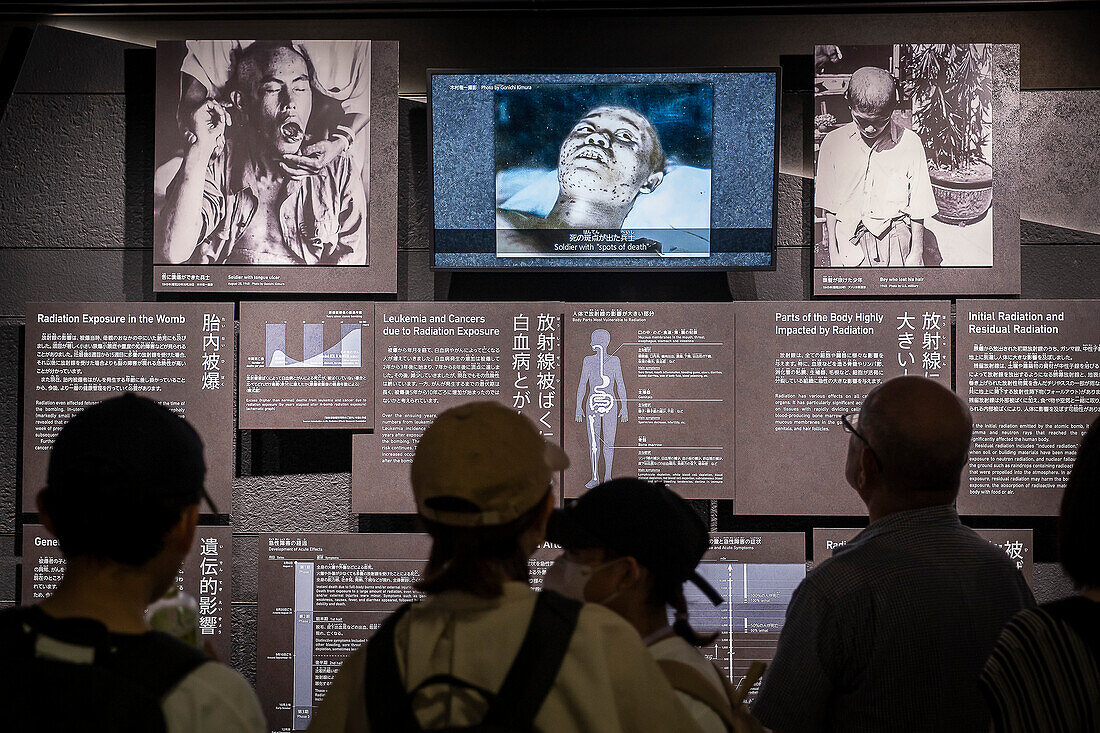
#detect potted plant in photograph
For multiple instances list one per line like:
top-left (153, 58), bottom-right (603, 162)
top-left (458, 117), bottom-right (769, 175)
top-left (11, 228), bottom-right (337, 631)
top-left (901, 43), bottom-right (993, 225)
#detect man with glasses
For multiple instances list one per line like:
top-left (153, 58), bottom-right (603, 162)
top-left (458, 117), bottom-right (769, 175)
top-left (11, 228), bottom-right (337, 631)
top-left (816, 65), bottom-right (938, 267)
top-left (751, 376), bottom-right (1034, 732)
top-left (0, 393), bottom-right (264, 731)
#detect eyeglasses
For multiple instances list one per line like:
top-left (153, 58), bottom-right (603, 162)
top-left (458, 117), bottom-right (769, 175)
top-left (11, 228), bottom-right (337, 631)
top-left (841, 413), bottom-right (883, 471)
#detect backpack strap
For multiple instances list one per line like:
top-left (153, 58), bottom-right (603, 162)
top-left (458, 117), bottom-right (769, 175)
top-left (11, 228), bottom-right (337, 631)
top-left (481, 590), bottom-right (582, 727)
top-left (365, 603), bottom-right (419, 732)
top-left (656, 659), bottom-right (738, 731)
top-left (1043, 596), bottom-right (1100, 657)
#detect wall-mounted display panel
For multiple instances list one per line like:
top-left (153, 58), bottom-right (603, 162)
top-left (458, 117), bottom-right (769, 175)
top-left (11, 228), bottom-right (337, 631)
top-left (22, 302), bottom-right (234, 513)
top-left (430, 69), bottom-right (779, 271)
top-left (687, 532), bottom-right (805, 702)
top-left (956, 299), bottom-right (1098, 515)
top-left (21, 524), bottom-right (233, 660)
top-left (239, 302), bottom-right (374, 429)
top-left (562, 303), bottom-right (734, 499)
top-left (352, 302), bottom-right (561, 514)
top-left (812, 44), bottom-right (1019, 295)
top-left (257, 533), bottom-right (430, 732)
top-left (734, 300), bottom-right (951, 515)
top-left (153, 40), bottom-right (399, 293)
top-left (812, 527), bottom-right (1033, 587)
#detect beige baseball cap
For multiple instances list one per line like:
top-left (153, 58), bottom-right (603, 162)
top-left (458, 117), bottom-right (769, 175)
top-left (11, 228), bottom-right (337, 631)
top-left (411, 401), bottom-right (569, 527)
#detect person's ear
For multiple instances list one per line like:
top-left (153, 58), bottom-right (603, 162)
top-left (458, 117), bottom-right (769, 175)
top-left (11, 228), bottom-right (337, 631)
top-left (859, 445), bottom-right (880, 487)
top-left (639, 170), bottom-right (664, 195)
top-left (167, 504), bottom-right (200, 555)
top-left (611, 556), bottom-right (642, 592)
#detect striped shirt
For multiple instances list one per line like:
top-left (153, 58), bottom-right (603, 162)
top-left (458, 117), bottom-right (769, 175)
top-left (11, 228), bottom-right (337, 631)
top-left (980, 599), bottom-right (1100, 732)
top-left (751, 504), bottom-right (1035, 732)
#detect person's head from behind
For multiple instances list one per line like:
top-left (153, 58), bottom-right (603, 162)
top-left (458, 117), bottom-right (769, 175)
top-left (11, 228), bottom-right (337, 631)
top-left (230, 41), bottom-right (313, 156)
top-left (36, 393), bottom-right (210, 604)
top-left (844, 375), bottom-right (972, 512)
top-left (557, 106), bottom-right (666, 214)
top-left (545, 478), bottom-right (723, 646)
top-left (847, 66), bottom-right (897, 141)
top-left (1059, 415), bottom-right (1100, 590)
top-left (411, 401), bottom-right (569, 598)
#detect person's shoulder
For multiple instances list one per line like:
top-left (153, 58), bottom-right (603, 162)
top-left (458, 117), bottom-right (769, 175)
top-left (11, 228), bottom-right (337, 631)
top-left (574, 600), bottom-right (645, 643)
top-left (163, 660), bottom-right (265, 732)
top-left (896, 125), bottom-right (928, 152)
top-left (820, 123), bottom-right (856, 148)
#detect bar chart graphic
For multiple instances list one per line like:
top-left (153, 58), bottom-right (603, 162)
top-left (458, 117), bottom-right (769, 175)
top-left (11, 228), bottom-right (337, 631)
top-left (266, 323), bottom-right (362, 368)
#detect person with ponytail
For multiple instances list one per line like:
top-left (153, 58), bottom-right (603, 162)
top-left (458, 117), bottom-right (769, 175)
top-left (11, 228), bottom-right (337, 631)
top-left (544, 478), bottom-right (761, 732)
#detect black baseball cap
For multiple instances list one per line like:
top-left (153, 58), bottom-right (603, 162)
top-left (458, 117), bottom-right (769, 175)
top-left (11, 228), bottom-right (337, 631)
top-left (547, 477), bottom-right (724, 605)
top-left (45, 392), bottom-right (215, 513)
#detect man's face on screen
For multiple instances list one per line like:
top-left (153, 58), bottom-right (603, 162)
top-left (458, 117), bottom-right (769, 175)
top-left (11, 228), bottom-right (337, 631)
top-left (557, 107), bottom-right (662, 207)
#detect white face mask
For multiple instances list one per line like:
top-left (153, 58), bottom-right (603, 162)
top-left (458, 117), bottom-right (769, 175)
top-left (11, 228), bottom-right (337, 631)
top-left (542, 554), bottom-right (629, 605)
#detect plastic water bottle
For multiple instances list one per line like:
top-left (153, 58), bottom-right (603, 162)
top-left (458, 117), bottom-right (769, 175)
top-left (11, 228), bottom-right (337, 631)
top-left (145, 586), bottom-right (201, 648)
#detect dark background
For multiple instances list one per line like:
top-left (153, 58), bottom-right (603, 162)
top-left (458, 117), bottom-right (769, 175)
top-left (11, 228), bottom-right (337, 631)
top-left (0, 1), bottom-right (1098, 687)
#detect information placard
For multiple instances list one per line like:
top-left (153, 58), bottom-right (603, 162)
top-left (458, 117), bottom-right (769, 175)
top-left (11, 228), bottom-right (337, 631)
top-left (22, 302), bottom-right (234, 512)
top-left (734, 301), bottom-right (951, 515)
top-left (257, 533), bottom-right (430, 732)
top-left (687, 532), bottom-right (805, 701)
top-left (21, 524), bottom-right (233, 660)
top-left (563, 303), bottom-right (734, 499)
top-left (812, 527), bottom-right (1033, 587)
top-left (353, 303), bottom-right (561, 514)
top-left (239, 302), bottom-right (374, 429)
top-left (957, 299), bottom-right (1099, 515)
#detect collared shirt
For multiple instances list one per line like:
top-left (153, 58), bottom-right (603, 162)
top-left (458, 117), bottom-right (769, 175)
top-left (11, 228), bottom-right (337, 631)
top-left (815, 121), bottom-right (938, 243)
top-left (648, 632), bottom-right (729, 733)
top-left (192, 140), bottom-right (365, 265)
top-left (307, 582), bottom-right (701, 732)
top-left (751, 505), bottom-right (1035, 733)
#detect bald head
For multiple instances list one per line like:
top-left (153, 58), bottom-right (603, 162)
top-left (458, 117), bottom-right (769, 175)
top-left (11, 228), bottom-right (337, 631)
top-left (859, 376), bottom-right (972, 496)
top-left (848, 66), bottom-right (897, 114)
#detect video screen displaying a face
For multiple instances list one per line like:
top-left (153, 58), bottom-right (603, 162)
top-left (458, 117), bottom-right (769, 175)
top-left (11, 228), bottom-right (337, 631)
top-left (431, 70), bottom-right (778, 271)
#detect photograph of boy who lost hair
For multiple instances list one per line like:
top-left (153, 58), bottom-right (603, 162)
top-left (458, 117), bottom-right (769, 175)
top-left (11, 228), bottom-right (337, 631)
top-left (494, 82), bottom-right (714, 258)
top-left (813, 44), bottom-right (994, 269)
top-left (153, 40), bottom-right (372, 268)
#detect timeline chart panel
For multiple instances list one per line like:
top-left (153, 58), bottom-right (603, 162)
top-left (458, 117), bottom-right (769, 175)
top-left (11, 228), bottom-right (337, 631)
top-left (811, 527), bottom-right (1033, 588)
top-left (22, 302), bottom-right (234, 512)
top-left (686, 532), bottom-right (805, 703)
top-left (257, 533), bottom-right (430, 733)
top-left (563, 303), bottom-right (735, 500)
top-left (21, 524), bottom-right (233, 660)
top-left (734, 301), bottom-right (952, 515)
top-left (239, 302), bottom-right (375, 429)
top-left (354, 302), bottom-right (562, 513)
top-left (957, 299), bottom-right (1099, 515)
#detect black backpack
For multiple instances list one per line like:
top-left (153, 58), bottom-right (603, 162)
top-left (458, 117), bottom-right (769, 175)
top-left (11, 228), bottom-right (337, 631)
top-left (365, 590), bottom-right (582, 732)
top-left (0, 605), bottom-right (208, 733)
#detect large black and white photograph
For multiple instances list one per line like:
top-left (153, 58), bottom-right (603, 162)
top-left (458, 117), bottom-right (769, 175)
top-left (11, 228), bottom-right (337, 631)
top-left (814, 44), bottom-right (994, 271)
top-left (153, 40), bottom-right (399, 293)
top-left (494, 82), bottom-right (713, 258)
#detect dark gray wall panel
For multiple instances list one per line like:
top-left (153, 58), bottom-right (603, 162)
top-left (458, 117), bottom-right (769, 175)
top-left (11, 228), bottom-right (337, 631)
top-left (1020, 90), bottom-right (1100, 237)
top-left (777, 173), bottom-right (811, 249)
top-left (398, 248), bottom-right (437, 302)
top-left (398, 98), bottom-right (430, 252)
top-left (1022, 220), bottom-right (1100, 245)
top-left (0, 319), bottom-right (19, 534)
top-left (15, 26), bottom-right (134, 94)
top-left (231, 603), bottom-right (257, 687)
top-left (0, 93), bottom-right (128, 250)
top-left (727, 245), bottom-right (808, 302)
top-left (232, 533), bottom-right (257, 605)
top-left (0, 248), bottom-right (151, 317)
top-left (232, 473), bottom-right (353, 533)
top-left (1021, 244), bottom-right (1100, 299)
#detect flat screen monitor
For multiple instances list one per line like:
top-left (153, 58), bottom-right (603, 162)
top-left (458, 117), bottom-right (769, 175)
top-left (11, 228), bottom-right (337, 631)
top-left (428, 69), bottom-right (780, 271)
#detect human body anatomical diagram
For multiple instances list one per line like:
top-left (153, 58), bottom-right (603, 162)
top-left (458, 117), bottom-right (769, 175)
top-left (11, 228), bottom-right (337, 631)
top-left (575, 329), bottom-right (628, 488)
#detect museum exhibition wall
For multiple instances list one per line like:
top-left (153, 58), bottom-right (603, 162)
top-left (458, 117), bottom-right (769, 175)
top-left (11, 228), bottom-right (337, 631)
top-left (0, 5), bottom-right (1098, 730)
